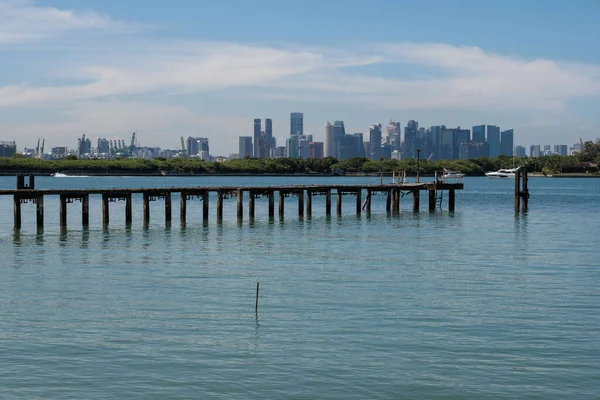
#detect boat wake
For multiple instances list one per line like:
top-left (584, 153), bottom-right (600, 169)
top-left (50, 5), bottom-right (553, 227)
top-left (52, 172), bottom-right (88, 178)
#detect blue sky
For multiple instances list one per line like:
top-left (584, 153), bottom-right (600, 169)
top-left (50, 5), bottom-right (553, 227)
top-left (1, 0), bottom-right (599, 155)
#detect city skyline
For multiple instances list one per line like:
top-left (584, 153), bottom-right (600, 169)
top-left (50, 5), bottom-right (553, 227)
top-left (1, 1), bottom-right (599, 155)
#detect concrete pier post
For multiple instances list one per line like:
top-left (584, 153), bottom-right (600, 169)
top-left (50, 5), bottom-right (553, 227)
top-left (180, 192), bottom-right (187, 225)
top-left (412, 190), bottom-right (420, 212)
top-left (429, 189), bottom-right (436, 212)
top-left (237, 189), bottom-right (244, 220)
top-left (365, 189), bottom-right (372, 214)
top-left (36, 195), bottom-right (44, 228)
top-left (202, 192), bottom-right (209, 221)
top-left (248, 191), bottom-right (255, 219)
top-left (268, 191), bottom-right (275, 218)
top-left (336, 190), bottom-right (342, 216)
top-left (393, 189), bottom-right (400, 214)
top-left (60, 194), bottom-right (68, 227)
top-left (298, 190), bottom-right (304, 217)
top-left (449, 189), bottom-right (455, 212)
top-left (216, 191), bottom-right (224, 221)
top-left (386, 189), bottom-right (392, 213)
top-left (522, 169), bottom-right (528, 211)
top-left (279, 191), bottom-right (285, 218)
top-left (355, 189), bottom-right (361, 215)
top-left (13, 196), bottom-right (21, 229)
top-left (82, 194), bottom-right (89, 226)
top-left (514, 169), bottom-right (521, 212)
top-left (125, 193), bottom-right (132, 225)
top-left (306, 191), bottom-right (312, 217)
top-left (143, 193), bottom-right (150, 224)
top-left (164, 192), bottom-right (172, 224)
top-left (102, 194), bottom-right (109, 225)
top-left (325, 190), bottom-right (332, 216)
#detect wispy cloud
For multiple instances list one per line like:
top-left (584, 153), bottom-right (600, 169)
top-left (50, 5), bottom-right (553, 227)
top-left (0, 0), bottom-right (138, 44)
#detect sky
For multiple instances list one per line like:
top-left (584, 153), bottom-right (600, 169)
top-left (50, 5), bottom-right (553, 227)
top-left (1, 0), bottom-right (599, 155)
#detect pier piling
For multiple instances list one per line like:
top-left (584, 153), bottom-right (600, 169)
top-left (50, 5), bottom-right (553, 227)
top-left (180, 193), bottom-right (187, 225)
top-left (143, 193), bottom-right (150, 224)
top-left (164, 192), bottom-right (172, 224)
top-left (336, 190), bottom-right (343, 216)
top-left (279, 191), bottom-right (285, 218)
top-left (36, 195), bottom-right (44, 228)
top-left (268, 192), bottom-right (275, 218)
top-left (386, 189), bottom-right (392, 213)
top-left (306, 190), bottom-right (312, 217)
top-left (82, 194), bottom-right (89, 226)
top-left (448, 189), bottom-right (455, 212)
top-left (325, 190), bottom-right (332, 216)
top-left (429, 189), bottom-right (436, 212)
top-left (248, 190), bottom-right (255, 219)
top-left (298, 190), bottom-right (304, 217)
top-left (412, 190), bottom-right (420, 212)
top-left (13, 196), bottom-right (21, 229)
top-left (202, 192), bottom-right (209, 221)
top-left (217, 191), bottom-right (224, 221)
top-left (237, 189), bottom-right (244, 220)
top-left (60, 194), bottom-right (68, 227)
top-left (102, 194), bottom-right (109, 225)
top-left (356, 189), bottom-right (362, 215)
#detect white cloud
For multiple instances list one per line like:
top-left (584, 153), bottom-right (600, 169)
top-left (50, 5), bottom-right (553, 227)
top-left (0, 0), bottom-right (138, 44)
top-left (1, 1), bottom-right (599, 150)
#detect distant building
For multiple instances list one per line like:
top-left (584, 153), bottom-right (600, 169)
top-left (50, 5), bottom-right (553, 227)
top-left (239, 136), bottom-right (253, 158)
top-left (309, 142), bottom-right (324, 159)
top-left (530, 144), bottom-right (541, 157)
top-left (515, 146), bottom-right (526, 158)
top-left (500, 129), bottom-right (514, 156)
top-left (403, 120), bottom-right (418, 159)
top-left (0, 141), bottom-right (17, 157)
top-left (187, 137), bottom-right (209, 157)
top-left (459, 141), bottom-right (488, 159)
top-left (97, 138), bottom-right (110, 154)
top-left (369, 123), bottom-right (382, 160)
top-left (290, 112), bottom-right (303, 136)
top-left (77, 136), bottom-right (91, 156)
top-left (324, 121), bottom-right (335, 158)
top-left (554, 144), bottom-right (568, 156)
top-left (487, 125), bottom-right (500, 157)
top-left (253, 119), bottom-right (262, 158)
top-left (386, 120), bottom-right (401, 152)
top-left (427, 125), bottom-right (444, 160)
top-left (339, 133), bottom-right (364, 160)
top-left (264, 118), bottom-right (273, 157)
top-left (472, 125), bottom-right (486, 143)
top-left (51, 147), bottom-right (67, 156)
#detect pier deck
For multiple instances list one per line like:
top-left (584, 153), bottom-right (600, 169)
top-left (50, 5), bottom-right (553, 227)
top-left (2, 178), bottom-right (463, 228)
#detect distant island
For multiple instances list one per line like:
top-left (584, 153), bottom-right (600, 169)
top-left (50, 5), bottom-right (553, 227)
top-left (1, 152), bottom-right (599, 177)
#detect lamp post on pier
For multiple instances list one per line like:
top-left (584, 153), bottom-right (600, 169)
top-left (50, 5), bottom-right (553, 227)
top-left (416, 148), bottom-right (421, 183)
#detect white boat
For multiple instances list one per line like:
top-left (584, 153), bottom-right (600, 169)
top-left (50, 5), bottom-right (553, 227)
top-left (51, 172), bottom-right (87, 178)
top-left (441, 169), bottom-right (465, 180)
top-left (485, 167), bottom-right (519, 179)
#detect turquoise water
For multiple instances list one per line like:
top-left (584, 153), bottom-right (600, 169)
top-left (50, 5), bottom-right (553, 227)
top-left (0, 176), bottom-right (598, 399)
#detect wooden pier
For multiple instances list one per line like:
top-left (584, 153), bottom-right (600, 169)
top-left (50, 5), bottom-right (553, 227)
top-left (2, 175), bottom-right (463, 228)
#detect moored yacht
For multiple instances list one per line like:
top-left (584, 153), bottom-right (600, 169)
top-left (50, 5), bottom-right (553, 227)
top-left (485, 167), bottom-right (519, 179)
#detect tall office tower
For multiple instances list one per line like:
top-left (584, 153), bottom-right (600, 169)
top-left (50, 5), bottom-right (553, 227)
top-left (554, 145), bottom-right (568, 156)
top-left (427, 125), bottom-right (444, 160)
top-left (487, 125), bottom-right (500, 157)
top-left (515, 146), bottom-right (526, 158)
top-left (186, 137), bottom-right (209, 157)
top-left (77, 136), bottom-right (91, 155)
top-left (253, 119), bottom-right (262, 158)
top-left (530, 145), bottom-right (541, 157)
top-left (264, 118), bottom-right (273, 158)
top-left (543, 145), bottom-right (551, 155)
top-left (239, 136), bottom-right (253, 158)
top-left (386, 120), bottom-right (401, 152)
top-left (324, 121), bottom-right (335, 157)
top-left (403, 120), bottom-right (418, 159)
top-left (472, 125), bottom-right (486, 143)
top-left (332, 121), bottom-right (345, 159)
top-left (290, 112), bottom-right (304, 136)
top-left (97, 138), bottom-right (110, 154)
top-left (500, 129), bottom-right (514, 156)
top-left (369, 123), bottom-right (383, 160)
top-left (0, 141), bottom-right (17, 157)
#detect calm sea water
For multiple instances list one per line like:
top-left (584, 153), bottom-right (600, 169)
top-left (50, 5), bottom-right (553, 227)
top-left (0, 175), bottom-right (598, 399)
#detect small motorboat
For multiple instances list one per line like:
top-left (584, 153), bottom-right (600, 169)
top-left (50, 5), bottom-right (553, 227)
top-left (441, 169), bottom-right (465, 180)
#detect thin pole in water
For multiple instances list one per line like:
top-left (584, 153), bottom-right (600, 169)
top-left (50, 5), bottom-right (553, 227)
top-left (255, 282), bottom-right (260, 314)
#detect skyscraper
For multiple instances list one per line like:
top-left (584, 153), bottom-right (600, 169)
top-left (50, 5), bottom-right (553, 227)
top-left (239, 136), bottom-right (253, 158)
top-left (369, 123), bottom-right (382, 160)
top-left (554, 145), bottom-right (568, 156)
top-left (324, 121), bottom-right (335, 158)
top-left (264, 118), bottom-right (273, 158)
top-left (290, 112), bottom-right (303, 136)
top-left (500, 129), bottom-right (514, 156)
top-left (472, 125), bottom-right (486, 143)
top-left (253, 119), bottom-right (262, 158)
top-left (403, 120), bottom-right (418, 159)
top-left (487, 125), bottom-right (500, 157)
top-left (386, 120), bottom-right (401, 152)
